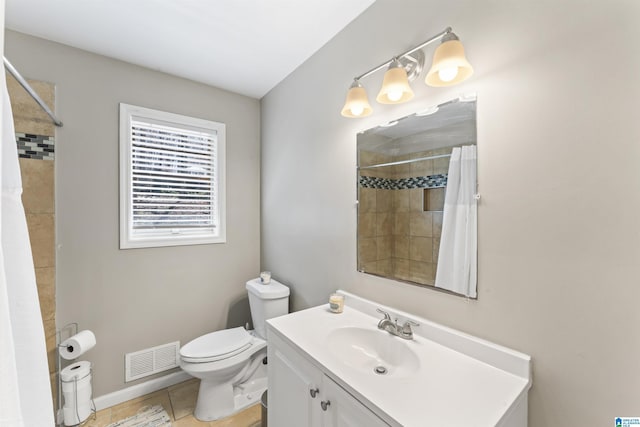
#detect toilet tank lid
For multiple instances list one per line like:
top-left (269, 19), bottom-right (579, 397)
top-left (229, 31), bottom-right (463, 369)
top-left (246, 278), bottom-right (290, 299)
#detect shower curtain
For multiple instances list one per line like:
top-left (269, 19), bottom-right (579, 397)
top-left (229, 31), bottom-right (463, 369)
top-left (435, 145), bottom-right (477, 298)
top-left (0, 69), bottom-right (54, 426)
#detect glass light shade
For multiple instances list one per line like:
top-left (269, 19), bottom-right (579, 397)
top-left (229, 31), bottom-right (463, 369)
top-left (376, 66), bottom-right (414, 104)
top-left (341, 85), bottom-right (373, 118)
top-left (425, 39), bottom-right (474, 87)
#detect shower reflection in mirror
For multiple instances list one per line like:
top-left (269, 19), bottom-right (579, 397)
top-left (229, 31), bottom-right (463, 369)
top-left (357, 96), bottom-right (477, 297)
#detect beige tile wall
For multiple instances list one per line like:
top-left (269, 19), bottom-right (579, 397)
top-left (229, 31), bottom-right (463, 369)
top-left (357, 151), bottom-right (393, 276)
top-left (8, 75), bottom-right (57, 405)
top-left (358, 147), bottom-right (454, 287)
top-left (392, 147), bottom-right (452, 286)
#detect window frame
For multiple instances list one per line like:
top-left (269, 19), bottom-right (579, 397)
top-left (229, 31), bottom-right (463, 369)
top-left (119, 103), bottom-right (226, 249)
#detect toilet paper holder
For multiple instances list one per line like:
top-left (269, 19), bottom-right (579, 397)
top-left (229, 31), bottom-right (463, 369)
top-left (56, 323), bottom-right (96, 426)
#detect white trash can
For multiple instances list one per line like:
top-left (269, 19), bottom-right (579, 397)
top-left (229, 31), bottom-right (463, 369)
top-left (61, 361), bottom-right (93, 426)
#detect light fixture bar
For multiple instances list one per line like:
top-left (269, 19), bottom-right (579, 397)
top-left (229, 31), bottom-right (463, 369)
top-left (354, 27), bottom-right (452, 81)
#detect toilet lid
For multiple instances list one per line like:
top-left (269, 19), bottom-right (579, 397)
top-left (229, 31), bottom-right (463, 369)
top-left (180, 327), bottom-right (253, 361)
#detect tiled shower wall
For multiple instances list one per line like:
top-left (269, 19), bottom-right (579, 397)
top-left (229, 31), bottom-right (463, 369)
top-left (358, 147), bottom-right (452, 286)
top-left (358, 151), bottom-right (394, 278)
top-left (7, 75), bottom-right (57, 404)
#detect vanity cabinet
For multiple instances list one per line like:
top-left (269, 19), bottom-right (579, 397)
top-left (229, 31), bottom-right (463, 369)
top-left (321, 375), bottom-right (390, 427)
top-left (268, 331), bottom-right (390, 427)
top-left (268, 334), bottom-right (322, 427)
top-left (267, 292), bottom-right (531, 426)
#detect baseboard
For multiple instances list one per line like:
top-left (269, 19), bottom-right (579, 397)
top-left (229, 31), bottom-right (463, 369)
top-left (93, 371), bottom-right (192, 411)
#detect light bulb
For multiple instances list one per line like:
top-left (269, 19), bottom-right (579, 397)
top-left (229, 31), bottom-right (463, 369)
top-left (387, 90), bottom-right (403, 102)
top-left (438, 67), bottom-right (459, 82)
top-left (350, 105), bottom-right (364, 116)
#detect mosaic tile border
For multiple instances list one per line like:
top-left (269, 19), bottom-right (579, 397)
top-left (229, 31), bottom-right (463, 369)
top-left (359, 174), bottom-right (447, 190)
top-left (16, 133), bottom-right (55, 160)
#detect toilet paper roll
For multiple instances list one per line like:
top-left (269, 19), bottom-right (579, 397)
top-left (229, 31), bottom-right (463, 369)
top-left (63, 402), bottom-right (92, 427)
top-left (60, 361), bottom-right (91, 382)
top-left (61, 361), bottom-right (93, 426)
top-left (59, 330), bottom-right (96, 360)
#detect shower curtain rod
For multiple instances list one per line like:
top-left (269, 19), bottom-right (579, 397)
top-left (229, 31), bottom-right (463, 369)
top-left (358, 153), bottom-right (451, 170)
top-left (3, 56), bottom-right (63, 127)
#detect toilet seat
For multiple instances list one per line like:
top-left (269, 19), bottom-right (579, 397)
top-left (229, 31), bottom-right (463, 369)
top-left (181, 327), bottom-right (254, 363)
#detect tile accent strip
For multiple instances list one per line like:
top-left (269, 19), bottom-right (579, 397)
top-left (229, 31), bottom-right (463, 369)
top-left (16, 133), bottom-right (55, 160)
top-left (359, 174), bottom-right (447, 190)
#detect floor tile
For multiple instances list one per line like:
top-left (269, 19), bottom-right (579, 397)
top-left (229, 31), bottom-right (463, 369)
top-left (83, 407), bottom-right (112, 427)
top-left (173, 414), bottom-right (212, 426)
top-left (168, 377), bottom-right (199, 393)
top-left (169, 379), bottom-right (200, 420)
top-left (98, 380), bottom-right (261, 427)
top-left (110, 390), bottom-right (174, 422)
top-left (210, 404), bottom-right (261, 427)
top-left (119, 388), bottom-right (168, 407)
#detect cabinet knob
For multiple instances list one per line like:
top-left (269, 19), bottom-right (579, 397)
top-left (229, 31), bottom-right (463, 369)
top-left (309, 387), bottom-right (319, 398)
top-left (320, 400), bottom-right (331, 411)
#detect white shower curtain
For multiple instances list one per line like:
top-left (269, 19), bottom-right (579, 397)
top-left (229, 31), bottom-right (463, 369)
top-left (0, 69), bottom-right (54, 426)
top-left (435, 145), bottom-right (477, 298)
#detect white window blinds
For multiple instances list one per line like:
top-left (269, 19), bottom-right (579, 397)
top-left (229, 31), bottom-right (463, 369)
top-left (131, 120), bottom-right (216, 229)
top-left (120, 104), bottom-right (226, 248)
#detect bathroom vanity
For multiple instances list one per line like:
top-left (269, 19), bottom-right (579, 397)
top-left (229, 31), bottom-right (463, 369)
top-left (266, 291), bottom-right (531, 426)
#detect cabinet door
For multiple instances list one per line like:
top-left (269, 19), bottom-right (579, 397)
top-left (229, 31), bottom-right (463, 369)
top-left (268, 339), bottom-right (323, 427)
top-left (321, 376), bottom-right (390, 427)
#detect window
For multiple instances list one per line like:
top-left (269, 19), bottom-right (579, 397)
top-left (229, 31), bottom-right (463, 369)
top-left (119, 104), bottom-right (225, 249)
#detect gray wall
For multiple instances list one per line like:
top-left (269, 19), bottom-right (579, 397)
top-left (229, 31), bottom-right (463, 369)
top-left (261, 1), bottom-right (640, 425)
top-left (6, 31), bottom-right (261, 396)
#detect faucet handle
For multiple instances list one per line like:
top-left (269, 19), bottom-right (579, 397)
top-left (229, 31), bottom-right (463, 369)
top-left (400, 320), bottom-right (420, 338)
top-left (376, 308), bottom-right (391, 320)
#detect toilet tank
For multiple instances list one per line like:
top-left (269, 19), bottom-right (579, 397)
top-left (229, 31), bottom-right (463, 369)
top-left (246, 278), bottom-right (290, 339)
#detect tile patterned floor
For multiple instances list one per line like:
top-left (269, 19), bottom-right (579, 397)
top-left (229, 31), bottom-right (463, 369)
top-left (85, 379), bottom-right (262, 427)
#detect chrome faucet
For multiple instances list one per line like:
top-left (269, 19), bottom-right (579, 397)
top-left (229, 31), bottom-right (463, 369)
top-left (376, 308), bottom-right (395, 331)
top-left (376, 308), bottom-right (419, 340)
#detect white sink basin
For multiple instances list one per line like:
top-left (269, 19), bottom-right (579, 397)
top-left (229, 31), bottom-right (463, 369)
top-left (327, 327), bottom-right (420, 377)
top-left (267, 292), bottom-right (532, 426)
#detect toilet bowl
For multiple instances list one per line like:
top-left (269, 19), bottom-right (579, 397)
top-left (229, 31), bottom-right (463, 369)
top-left (179, 278), bottom-right (290, 421)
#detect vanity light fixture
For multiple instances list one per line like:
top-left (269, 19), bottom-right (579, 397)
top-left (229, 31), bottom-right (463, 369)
top-left (340, 80), bottom-right (373, 118)
top-left (376, 58), bottom-right (415, 104)
top-left (425, 32), bottom-right (474, 86)
top-left (340, 27), bottom-right (473, 118)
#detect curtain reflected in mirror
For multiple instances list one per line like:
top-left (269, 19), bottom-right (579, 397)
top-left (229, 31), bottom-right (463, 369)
top-left (357, 96), bottom-right (477, 297)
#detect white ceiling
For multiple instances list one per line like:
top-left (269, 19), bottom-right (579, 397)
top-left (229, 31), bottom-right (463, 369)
top-left (5, 0), bottom-right (375, 98)
top-left (359, 99), bottom-right (477, 156)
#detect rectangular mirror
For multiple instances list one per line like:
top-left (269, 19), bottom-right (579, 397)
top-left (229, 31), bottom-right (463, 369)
top-left (357, 96), bottom-right (478, 297)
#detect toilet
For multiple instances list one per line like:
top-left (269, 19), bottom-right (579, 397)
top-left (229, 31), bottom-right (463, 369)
top-left (179, 278), bottom-right (290, 421)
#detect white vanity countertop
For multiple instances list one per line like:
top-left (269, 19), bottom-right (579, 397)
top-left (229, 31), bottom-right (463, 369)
top-left (267, 291), bottom-right (531, 427)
